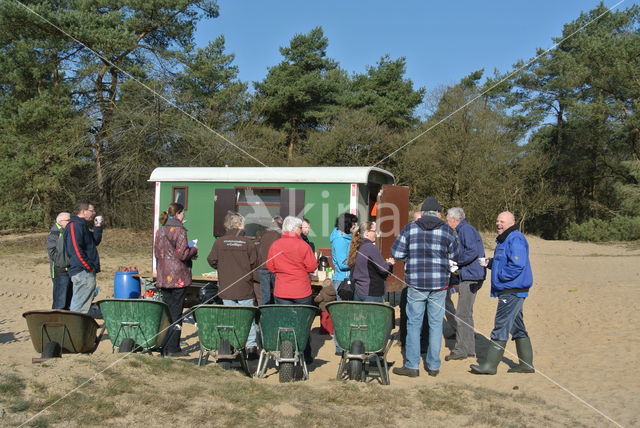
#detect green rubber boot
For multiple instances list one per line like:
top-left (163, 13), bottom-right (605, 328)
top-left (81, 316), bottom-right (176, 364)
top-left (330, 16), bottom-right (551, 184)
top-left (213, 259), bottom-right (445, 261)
top-left (507, 337), bottom-right (535, 373)
top-left (470, 340), bottom-right (506, 375)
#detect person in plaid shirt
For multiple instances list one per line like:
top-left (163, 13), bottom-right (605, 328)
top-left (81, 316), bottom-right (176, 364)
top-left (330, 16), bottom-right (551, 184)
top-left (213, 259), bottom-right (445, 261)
top-left (391, 197), bottom-right (458, 377)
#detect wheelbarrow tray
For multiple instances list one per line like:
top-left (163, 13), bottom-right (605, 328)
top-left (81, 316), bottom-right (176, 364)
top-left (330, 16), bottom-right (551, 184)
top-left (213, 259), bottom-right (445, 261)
top-left (326, 301), bottom-right (394, 353)
top-left (258, 304), bottom-right (317, 352)
top-left (194, 304), bottom-right (258, 351)
top-left (23, 310), bottom-right (100, 354)
top-left (97, 299), bottom-right (171, 351)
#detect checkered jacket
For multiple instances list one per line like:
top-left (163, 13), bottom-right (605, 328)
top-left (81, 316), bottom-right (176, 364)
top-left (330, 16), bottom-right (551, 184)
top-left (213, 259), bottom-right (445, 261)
top-left (391, 216), bottom-right (458, 291)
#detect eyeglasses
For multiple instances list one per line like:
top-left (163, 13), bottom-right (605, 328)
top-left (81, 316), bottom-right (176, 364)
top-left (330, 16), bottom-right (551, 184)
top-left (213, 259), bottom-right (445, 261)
top-left (86, 209), bottom-right (96, 213)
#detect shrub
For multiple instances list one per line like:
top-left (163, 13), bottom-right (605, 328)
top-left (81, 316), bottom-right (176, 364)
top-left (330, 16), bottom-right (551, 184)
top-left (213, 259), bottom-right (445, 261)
top-left (564, 216), bottom-right (640, 242)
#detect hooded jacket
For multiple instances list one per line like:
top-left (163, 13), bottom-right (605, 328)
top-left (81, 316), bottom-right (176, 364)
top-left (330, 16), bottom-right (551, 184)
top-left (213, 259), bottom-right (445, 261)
top-left (64, 216), bottom-right (103, 277)
top-left (391, 215), bottom-right (458, 291)
top-left (490, 226), bottom-right (532, 297)
top-left (330, 228), bottom-right (352, 281)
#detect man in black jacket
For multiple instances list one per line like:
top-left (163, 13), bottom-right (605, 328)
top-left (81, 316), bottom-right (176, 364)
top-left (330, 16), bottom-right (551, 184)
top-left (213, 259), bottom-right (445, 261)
top-left (65, 201), bottom-right (104, 313)
top-left (46, 212), bottom-right (72, 309)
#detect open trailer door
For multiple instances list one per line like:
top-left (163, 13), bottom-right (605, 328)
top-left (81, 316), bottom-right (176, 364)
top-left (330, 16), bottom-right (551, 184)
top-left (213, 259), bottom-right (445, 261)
top-left (376, 184), bottom-right (409, 294)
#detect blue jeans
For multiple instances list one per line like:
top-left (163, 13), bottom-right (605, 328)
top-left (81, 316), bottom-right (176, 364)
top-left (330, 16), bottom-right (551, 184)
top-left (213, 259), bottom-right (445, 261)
top-left (258, 268), bottom-right (275, 305)
top-left (69, 270), bottom-right (96, 313)
top-left (490, 293), bottom-right (528, 341)
top-left (405, 287), bottom-right (446, 371)
top-left (223, 299), bottom-right (258, 348)
top-left (354, 290), bottom-right (384, 303)
top-left (52, 274), bottom-right (73, 310)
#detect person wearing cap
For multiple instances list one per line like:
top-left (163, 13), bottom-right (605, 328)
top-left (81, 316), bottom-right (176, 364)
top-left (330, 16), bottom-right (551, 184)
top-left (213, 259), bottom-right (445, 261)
top-left (470, 211), bottom-right (534, 375)
top-left (391, 197), bottom-right (458, 377)
top-left (444, 207), bottom-right (486, 361)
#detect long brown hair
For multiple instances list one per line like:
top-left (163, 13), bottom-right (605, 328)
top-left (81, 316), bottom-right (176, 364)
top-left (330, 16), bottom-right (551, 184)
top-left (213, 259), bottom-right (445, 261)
top-left (159, 203), bottom-right (184, 225)
top-left (347, 221), bottom-right (376, 268)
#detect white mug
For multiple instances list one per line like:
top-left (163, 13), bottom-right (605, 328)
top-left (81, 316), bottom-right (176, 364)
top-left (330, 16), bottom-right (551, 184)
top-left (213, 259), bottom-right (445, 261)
top-left (95, 215), bottom-right (103, 226)
top-left (478, 257), bottom-right (488, 267)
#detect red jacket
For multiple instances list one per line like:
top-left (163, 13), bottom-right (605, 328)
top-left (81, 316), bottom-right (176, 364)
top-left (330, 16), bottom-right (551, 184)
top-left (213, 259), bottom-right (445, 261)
top-left (266, 232), bottom-right (317, 299)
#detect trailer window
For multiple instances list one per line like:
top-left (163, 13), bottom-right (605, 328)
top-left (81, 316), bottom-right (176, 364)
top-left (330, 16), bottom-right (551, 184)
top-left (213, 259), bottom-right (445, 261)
top-left (236, 188), bottom-right (281, 237)
top-left (172, 186), bottom-right (188, 209)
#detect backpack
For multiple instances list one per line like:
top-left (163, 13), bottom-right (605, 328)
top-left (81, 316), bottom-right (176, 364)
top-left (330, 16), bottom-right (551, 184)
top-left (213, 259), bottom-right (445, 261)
top-left (53, 230), bottom-right (69, 271)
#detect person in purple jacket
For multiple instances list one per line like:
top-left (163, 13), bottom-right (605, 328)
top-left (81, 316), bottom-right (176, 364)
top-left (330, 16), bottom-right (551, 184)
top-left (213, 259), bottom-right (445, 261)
top-left (347, 221), bottom-right (394, 303)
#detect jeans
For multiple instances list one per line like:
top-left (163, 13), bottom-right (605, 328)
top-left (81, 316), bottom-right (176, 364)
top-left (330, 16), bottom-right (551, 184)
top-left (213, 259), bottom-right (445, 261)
top-left (160, 287), bottom-right (187, 353)
top-left (490, 293), bottom-right (528, 341)
top-left (273, 295), bottom-right (313, 359)
top-left (69, 270), bottom-right (96, 313)
top-left (223, 299), bottom-right (258, 348)
top-left (450, 280), bottom-right (482, 355)
top-left (258, 268), bottom-right (275, 305)
top-left (52, 274), bottom-right (73, 310)
top-left (354, 291), bottom-right (384, 303)
top-left (405, 287), bottom-right (446, 371)
top-left (400, 286), bottom-right (429, 353)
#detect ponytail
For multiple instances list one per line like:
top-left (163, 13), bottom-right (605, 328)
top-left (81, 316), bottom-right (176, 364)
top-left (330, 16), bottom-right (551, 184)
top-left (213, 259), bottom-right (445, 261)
top-left (160, 202), bottom-right (184, 226)
top-left (347, 222), bottom-right (376, 268)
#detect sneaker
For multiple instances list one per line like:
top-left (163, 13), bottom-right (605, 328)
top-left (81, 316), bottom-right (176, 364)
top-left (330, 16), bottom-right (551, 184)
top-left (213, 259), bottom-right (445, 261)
top-left (392, 366), bottom-right (419, 377)
top-left (426, 369), bottom-right (439, 377)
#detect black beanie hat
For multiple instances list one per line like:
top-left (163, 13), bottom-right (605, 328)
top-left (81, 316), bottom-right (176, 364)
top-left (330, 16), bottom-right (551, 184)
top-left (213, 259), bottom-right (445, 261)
top-left (421, 197), bottom-right (442, 212)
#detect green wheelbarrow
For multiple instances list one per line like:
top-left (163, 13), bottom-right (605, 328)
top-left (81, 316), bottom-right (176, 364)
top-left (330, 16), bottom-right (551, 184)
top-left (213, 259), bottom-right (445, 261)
top-left (193, 304), bottom-right (258, 376)
top-left (326, 301), bottom-right (395, 385)
top-left (23, 310), bottom-right (105, 363)
top-left (255, 304), bottom-right (317, 382)
top-left (97, 299), bottom-right (171, 354)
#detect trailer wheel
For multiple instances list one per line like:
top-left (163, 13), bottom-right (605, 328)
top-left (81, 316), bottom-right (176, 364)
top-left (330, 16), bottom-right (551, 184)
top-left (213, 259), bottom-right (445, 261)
top-left (348, 340), bottom-right (364, 381)
top-left (278, 340), bottom-right (295, 383)
top-left (217, 339), bottom-right (232, 370)
top-left (42, 341), bottom-right (62, 359)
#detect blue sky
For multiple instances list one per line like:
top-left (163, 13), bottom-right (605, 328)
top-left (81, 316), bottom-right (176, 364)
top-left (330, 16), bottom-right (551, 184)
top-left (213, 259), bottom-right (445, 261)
top-left (195, 0), bottom-right (635, 104)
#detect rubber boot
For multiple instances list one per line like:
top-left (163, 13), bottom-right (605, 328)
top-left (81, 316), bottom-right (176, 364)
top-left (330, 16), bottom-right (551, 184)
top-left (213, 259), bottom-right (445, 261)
top-left (470, 340), bottom-right (506, 375)
top-left (507, 337), bottom-right (535, 373)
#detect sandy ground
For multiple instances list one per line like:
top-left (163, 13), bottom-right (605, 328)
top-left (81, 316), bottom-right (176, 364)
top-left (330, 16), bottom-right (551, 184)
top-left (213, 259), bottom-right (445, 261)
top-left (0, 230), bottom-right (639, 426)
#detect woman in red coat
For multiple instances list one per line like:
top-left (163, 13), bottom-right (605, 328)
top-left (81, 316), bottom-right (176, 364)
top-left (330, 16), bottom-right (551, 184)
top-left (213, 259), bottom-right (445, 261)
top-left (154, 203), bottom-right (198, 357)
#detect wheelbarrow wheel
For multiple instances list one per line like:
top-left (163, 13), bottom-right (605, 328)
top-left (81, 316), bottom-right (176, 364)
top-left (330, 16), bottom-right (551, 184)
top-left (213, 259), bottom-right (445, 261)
top-left (279, 340), bottom-right (295, 383)
top-left (42, 341), bottom-right (62, 359)
top-left (348, 340), bottom-right (364, 381)
top-left (217, 339), bottom-right (232, 370)
top-left (118, 338), bottom-right (136, 353)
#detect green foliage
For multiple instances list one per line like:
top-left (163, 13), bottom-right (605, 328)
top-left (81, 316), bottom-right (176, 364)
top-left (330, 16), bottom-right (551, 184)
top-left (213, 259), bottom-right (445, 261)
top-left (564, 216), bottom-right (640, 242)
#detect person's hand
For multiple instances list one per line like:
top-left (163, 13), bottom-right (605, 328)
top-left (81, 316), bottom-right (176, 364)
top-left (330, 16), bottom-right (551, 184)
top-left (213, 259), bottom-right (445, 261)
top-left (386, 257), bottom-right (395, 265)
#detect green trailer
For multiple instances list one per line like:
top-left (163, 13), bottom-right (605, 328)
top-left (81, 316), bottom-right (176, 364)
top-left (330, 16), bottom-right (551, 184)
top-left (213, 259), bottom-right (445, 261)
top-left (148, 167), bottom-right (409, 292)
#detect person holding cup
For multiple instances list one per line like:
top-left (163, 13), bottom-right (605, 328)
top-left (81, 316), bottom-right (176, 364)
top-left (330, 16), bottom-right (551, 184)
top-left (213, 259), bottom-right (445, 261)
top-left (64, 201), bottom-right (104, 313)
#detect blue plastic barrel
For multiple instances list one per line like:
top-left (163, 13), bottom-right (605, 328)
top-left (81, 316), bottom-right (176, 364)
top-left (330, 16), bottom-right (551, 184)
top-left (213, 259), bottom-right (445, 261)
top-left (113, 270), bottom-right (141, 299)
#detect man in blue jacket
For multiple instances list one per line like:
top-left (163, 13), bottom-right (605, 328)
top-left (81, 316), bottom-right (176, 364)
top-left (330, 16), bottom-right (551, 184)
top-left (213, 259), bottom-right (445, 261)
top-left (391, 197), bottom-right (458, 377)
top-left (444, 207), bottom-right (485, 361)
top-left (64, 201), bottom-right (104, 313)
top-left (470, 211), bottom-right (534, 375)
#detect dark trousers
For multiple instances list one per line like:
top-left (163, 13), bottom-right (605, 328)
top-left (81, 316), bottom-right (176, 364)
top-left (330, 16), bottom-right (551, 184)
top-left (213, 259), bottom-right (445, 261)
top-left (160, 287), bottom-right (187, 353)
top-left (273, 295), bottom-right (313, 358)
top-left (490, 293), bottom-right (528, 341)
top-left (258, 268), bottom-right (275, 305)
top-left (52, 274), bottom-right (73, 310)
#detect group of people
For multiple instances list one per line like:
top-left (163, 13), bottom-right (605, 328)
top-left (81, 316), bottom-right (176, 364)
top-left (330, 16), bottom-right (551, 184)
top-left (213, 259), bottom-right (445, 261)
top-left (48, 197), bottom-right (534, 377)
top-left (46, 201), bottom-right (104, 314)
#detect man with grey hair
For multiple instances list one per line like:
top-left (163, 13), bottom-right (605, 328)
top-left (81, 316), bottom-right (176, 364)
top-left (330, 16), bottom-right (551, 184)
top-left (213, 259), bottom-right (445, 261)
top-left (444, 207), bottom-right (486, 361)
top-left (267, 216), bottom-right (317, 363)
top-left (46, 212), bottom-right (72, 309)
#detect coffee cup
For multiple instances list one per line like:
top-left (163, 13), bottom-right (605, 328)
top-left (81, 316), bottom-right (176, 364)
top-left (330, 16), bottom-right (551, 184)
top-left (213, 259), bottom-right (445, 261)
top-left (478, 257), bottom-right (488, 267)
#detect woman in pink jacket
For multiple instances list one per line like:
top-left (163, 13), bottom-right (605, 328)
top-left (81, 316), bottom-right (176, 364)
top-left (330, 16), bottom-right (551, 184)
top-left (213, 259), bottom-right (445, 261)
top-left (154, 203), bottom-right (198, 357)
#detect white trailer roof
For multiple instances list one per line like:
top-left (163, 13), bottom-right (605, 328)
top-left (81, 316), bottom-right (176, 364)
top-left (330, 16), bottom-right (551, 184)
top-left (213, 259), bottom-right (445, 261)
top-left (149, 167), bottom-right (394, 184)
